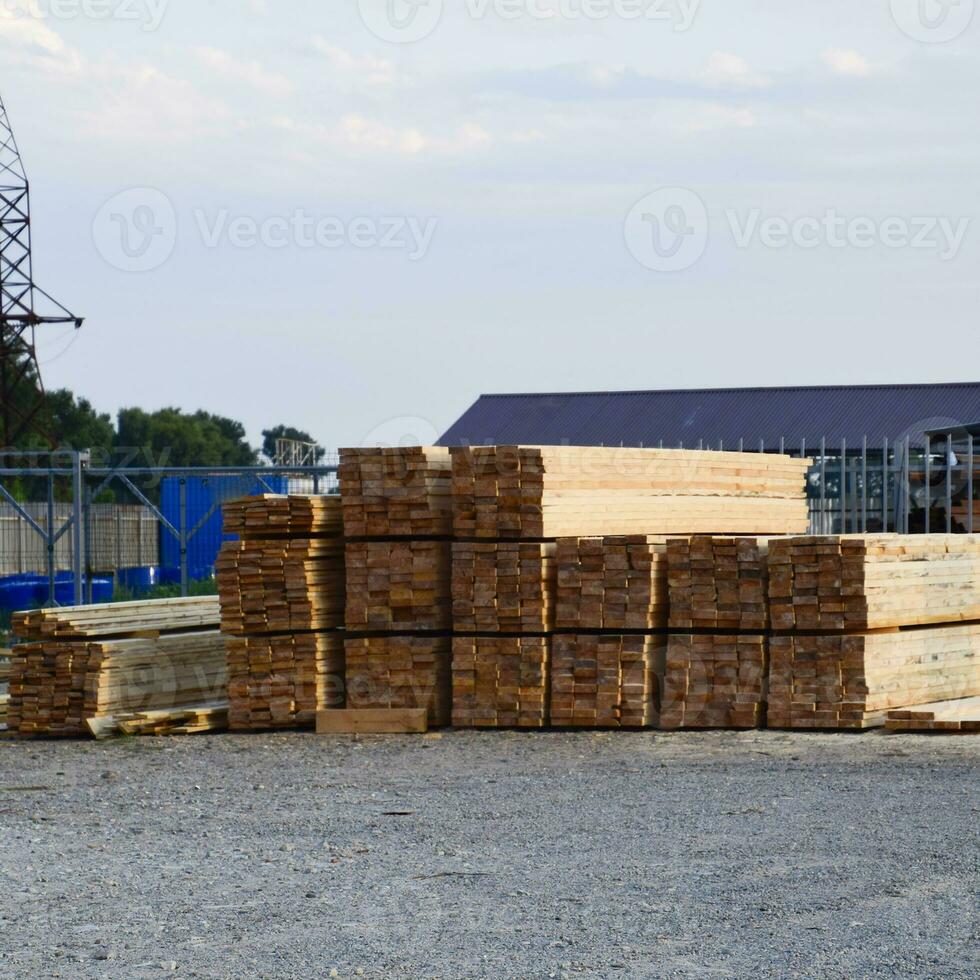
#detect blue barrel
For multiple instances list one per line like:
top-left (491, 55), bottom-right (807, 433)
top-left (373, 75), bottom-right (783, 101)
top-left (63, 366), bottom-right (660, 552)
top-left (0, 575), bottom-right (45, 613)
top-left (117, 566), bottom-right (162, 595)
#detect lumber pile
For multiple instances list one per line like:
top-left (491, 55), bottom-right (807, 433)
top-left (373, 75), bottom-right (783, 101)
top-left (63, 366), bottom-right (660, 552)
top-left (226, 632), bottom-right (344, 730)
top-left (216, 538), bottom-right (344, 634)
top-left (345, 540), bottom-right (452, 631)
top-left (667, 536), bottom-right (772, 631)
top-left (13, 596), bottom-right (219, 639)
top-left (345, 635), bottom-right (452, 726)
top-left (7, 598), bottom-right (225, 739)
top-left (886, 696), bottom-right (980, 733)
top-left (551, 633), bottom-right (661, 727)
top-left (0, 692), bottom-right (7, 730)
top-left (450, 446), bottom-right (810, 538)
top-left (451, 635), bottom-right (550, 728)
top-left (88, 702), bottom-right (228, 738)
top-left (452, 542), bottom-right (555, 633)
top-left (339, 447), bottom-right (453, 538)
top-left (768, 624), bottom-right (980, 729)
top-left (222, 494), bottom-right (342, 538)
top-left (659, 634), bottom-right (768, 729)
top-left (768, 534), bottom-right (980, 631)
top-left (339, 449), bottom-right (455, 728)
top-left (219, 494), bottom-right (346, 730)
top-left (555, 536), bottom-right (669, 630)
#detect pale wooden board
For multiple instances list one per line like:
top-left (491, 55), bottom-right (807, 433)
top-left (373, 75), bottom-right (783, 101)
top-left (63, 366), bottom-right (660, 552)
top-left (316, 708), bottom-right (428, 734)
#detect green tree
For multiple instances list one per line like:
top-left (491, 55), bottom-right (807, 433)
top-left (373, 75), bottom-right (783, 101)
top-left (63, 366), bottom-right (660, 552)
top-left (46, 389), bottom-right (115, 453)
top-left (116, 407), bottom-right (257, 468)
top-left (261, 424), bottom-right (324, 463)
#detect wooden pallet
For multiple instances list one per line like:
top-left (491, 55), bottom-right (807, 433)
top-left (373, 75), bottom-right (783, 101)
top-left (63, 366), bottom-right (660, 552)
top-left (345, 540), bottom-right (452, 632)
top-left (556, 535), bottom-right (669, 631)
top-left (667, 536), bottom-right (774, 632)
top-left (450, 446), bottom-right (810, 539)
top-left (885, 696), bottom-right (980, 732)
top-left (659, 634), bottom-right (767, 729)
top-left (216, 538), bottom-right (345, 635)
top-left (222, 494), bottom-right (342, 538)
top-left (768, 534), bottom-right (980, 631)
top-left (551, 633), bottom-right (661, 728)
top-left (451, 635), bottom-right (550, 728)
top-left (452, 541), bottom-right (555, 633)
top-left (768, 623), bottom-right (980, 729)
top-left (344, 635), bottom-right (452, 726)
top-left (339, 447), bottom-right (453, 538)
top-left (226, 632), bottom-right (345, 731)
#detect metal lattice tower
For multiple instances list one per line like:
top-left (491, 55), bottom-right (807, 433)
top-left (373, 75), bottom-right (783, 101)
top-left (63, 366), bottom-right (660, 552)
top-left (0, 90), bottom-right (83, 447)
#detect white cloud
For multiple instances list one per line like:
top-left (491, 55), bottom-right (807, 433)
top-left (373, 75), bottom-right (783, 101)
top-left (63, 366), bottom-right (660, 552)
top-left (683, 105), bottom-right (758, 133)
top-left (822, 49), bottom-right (873, 78)
top-left (273, 114), bottom-right (494, 158)
top-left (310, 37), bottom-right (398, 87)
top-left (704, 51), bottom-right (770, 89)
top-left (194, 46), bottom-right (293, 96)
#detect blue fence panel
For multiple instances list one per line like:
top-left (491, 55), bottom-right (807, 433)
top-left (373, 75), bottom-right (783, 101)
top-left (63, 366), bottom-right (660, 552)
top-left (160, 475), bottom-right (289, 580)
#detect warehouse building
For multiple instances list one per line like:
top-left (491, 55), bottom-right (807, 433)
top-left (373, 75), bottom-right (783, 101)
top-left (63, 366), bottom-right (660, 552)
top-left (439, 382), bottom-right (980, 452)
top-left (440, 382), bottom-right (980, 534)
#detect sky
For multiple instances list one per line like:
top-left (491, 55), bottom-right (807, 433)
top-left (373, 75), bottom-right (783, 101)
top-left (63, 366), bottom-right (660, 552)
top-left (3, 0), bottom-right (978, 450)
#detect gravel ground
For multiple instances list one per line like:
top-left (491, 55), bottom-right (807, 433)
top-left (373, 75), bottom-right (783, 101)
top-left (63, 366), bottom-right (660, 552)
top-left (1, 729), bottom-right (977, 979)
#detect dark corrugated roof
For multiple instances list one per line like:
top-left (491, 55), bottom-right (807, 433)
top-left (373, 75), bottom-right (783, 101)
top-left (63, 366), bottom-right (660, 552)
top-left (439, 383), bottom-right (980, 451)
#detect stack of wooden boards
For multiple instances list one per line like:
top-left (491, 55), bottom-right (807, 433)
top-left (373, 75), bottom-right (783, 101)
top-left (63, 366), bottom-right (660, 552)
top-left (218, 495), bottom-right (345, 730)
top-left (340, 449), bottom-right (453, 727)
top-left (6, 597), bottom-right (227, 738)
top-left (886, 696), bottom-right (980, 732)
top-left (551, 537), bottom-right (669, 728)
top-left (450, 446), bottom-right (811, 538)
top-left (660, 536), bottom-right (772, 729)
top-left (449, 445), bottom-right (810, 729)
top-left (0, 653), bottom-right (9, 730)
top-left (768, 535), bottom-right (980, 729)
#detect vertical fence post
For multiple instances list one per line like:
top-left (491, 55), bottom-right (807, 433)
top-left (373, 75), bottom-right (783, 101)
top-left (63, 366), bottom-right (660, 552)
top-left (72, 452), bottom-right (84, 606)
top-left (179, 477), bottom-right (188, 598)
top-left (905, 437), bottom-right (911, 533)
top-left (840, 438), bottom-right (847, 533)
top-left (882, 437), bottom-right (889, 532)
top-left (46, 471), bottom-right (56, 607)
top-left (83, 480), bottom-right (93, 604)
top-left (926, 434), bottom-right (935, 532)
top-left (861, 436), bottom-right (868, 532)
top-left (820, 437), bottom-right (827, 534)
top-left (969, 433), bottom-right (975, 534)
top-left (946, 433), bottom-right (953, 533)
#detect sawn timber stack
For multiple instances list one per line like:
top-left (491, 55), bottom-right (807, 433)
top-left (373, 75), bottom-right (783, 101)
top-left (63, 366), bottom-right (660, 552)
top-left (7, 597), bottom-right (224, 739)
top-left (451, 446), bottom-right (810, 539)
top-left (217, 494), bottom-right (346, 731)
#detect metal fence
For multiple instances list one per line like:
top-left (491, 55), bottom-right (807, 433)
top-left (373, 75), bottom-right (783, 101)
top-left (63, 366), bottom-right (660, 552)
top-left (0, 437), bottom-right (976, 612)
top-left (0, 451), bottom-right (339, 609)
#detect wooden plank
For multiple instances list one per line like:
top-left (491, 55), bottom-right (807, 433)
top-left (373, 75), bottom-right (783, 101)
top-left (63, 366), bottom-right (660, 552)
top-left (316, 707), bottom-right (428, 734)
